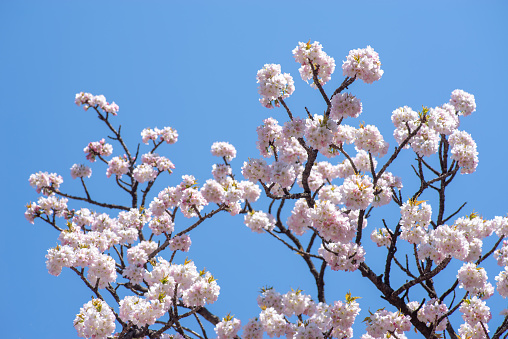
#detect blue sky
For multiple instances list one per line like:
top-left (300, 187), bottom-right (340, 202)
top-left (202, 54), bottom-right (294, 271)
top-left (2, 1), bottom-right (508, 338)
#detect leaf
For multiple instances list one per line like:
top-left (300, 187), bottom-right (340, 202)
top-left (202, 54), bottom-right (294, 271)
top-left (223, 313), bottom-right (234, 322)
top-left (409, 196), bottom-right (427, 207)
top-left (345, 290), bottom-right (361, 303)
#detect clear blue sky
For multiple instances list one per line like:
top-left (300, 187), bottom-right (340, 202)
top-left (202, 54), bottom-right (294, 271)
top-left (2, 1), bottom-right (508, 338)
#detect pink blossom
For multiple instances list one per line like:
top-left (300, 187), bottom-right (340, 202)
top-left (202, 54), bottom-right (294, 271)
top-left (319, 242), bottom-right (365, 272)
top-left (450, 89), bottom-right (476, 116)
top-left (338, 174), bottom-right (375, 210)
top-left (257, 64), bottom-right (295, 108)
top-left (342, 46), bottom-right (383, 84)
top-left (74, 298), bottom-right (116, 339)
top-left (211, 141), bottom-right (237, 161)
top-left (75, 92), bottom-right (119, 115)
top-left (293, 41), bottom-right (336, 87)
top-left (83, 139), bottom-right (113, 162)
top-left (106, 156), bottom-right (129, 178)
top-left (29, 171), bottom-right (63, 195)
top-left (133, 163), bottom-right (157, 183)
top-left (330, 93), bottom-right (362, 120)
top-left (215, 317), bottom-right (242, 339)
top-left (169, 234), bottom-right (191, 252)
top-left (70, 164), bottom-right (92, 179)
top-left (449, 130), bottom-right (479, 174)
top-left (244, 211), bottom-right (275, 233)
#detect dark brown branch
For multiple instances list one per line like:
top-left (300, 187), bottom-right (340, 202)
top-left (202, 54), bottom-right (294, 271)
top-left (308, 60), bottom-right (331, 108)
top-left (392, 257), bottom-right (451, 296)
top-left (47, 187), bottom-right (130, 211)
top-left (265, 228), bottom-right (323, 259)
top-left (279, 97), bottom-right (294, 121)
top-left (330, 76), bottom-right (356, 99)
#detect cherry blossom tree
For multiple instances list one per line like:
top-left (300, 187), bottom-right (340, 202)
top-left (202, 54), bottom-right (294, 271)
top-left (26, 41), bottom-right (508, 339)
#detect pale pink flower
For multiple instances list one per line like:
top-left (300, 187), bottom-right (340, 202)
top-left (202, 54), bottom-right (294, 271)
top-left (450, 89), bottom-right (476, 116)
top-left (70, 164), bottom-right (92, 179)
top-left (293, 41), bottom-right (336, 87)
top-left (257, 63), bottom-right (295, 108)
top-left (211, 141), bottom-right (237, 161)
top-left (342, 46), bottom-right (383, 84)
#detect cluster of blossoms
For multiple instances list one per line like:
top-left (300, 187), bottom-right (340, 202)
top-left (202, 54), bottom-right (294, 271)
top-left (457, 262), bottom-right (494, 299)
top-left (418, 224), bottom-right (470, 264)
top-left (110, 151), bottom-right (174, 185)
top-left (450, 89), bottom-right (476, 116)
top-left (29, 171), bottom-right (63, 195)
top-left (390, 89), bottom-right (478, 175)
top-left (246, 288), bottom-right (361, 339)
top-left (310, 200), bottom-right (355, 243)
top-left (270, 161), bottom-right (297, 188)
top-left (305, 114), bottom-right (338, 153)
top-left (363, 309), bottom-right (411, 339)
top-left (458, 322), bottom-right (490, 339)
top-left (342, 46), bottom-right (383, 84)
top-left (106, 156), bottom-right (130, 178)
top-left (391, 106), bottom-right (440, 157)
top-left (495, 269), bottom-right (508, 298)
top-left (212, 163), bottom-right (232, 181)
top-left (215, 316), bottom-right (242, 339)
top-left (148, 213), bottom-right (174, 235)
top-left (168, 234), bottom-right (191, 252)
top-left (70, 164), bottom-right (92, 179)
top-left (286, 198), bottom-right (312, 235)
top-left (149, 155), bottom-right (261, 221)
top-left (256, 64), bottom-right (295, 108)
top-left (337, 174), bottom-right (374, 210)
top-left (416, 299), bottom-right (449, 331)
top-left (370, 228), bottom-right (391, 247)
top-left (428, 104), bottom-right (459, 135)
top-left (354, 124), bottom-right (389, 157)
top-left (133, 163), bottom-right (158, 183)
top-left (46, 242), bottom-right (117, 288)
top-left (459, 296), bottom-right (491, 334)
top-left (255, 117), bottom-right (284, 158)
top-left (25, 194), bottom-right (69, 223)
top-left (493, 216), bottom-right (508, 238)
top-left (292, 41), bottom-right (336, 86)
top-left (244, 211), bottom-right (275, 233)
top-left (211, 141), bottom-right (237, 161)
top-left (319, 242), bottom-right (365, 272)
top-left (74, 298), bottom-right (116, 339)
top-left (494, 239), bottom-right (508, 266)
top-left (83, 139), bottom-right (113, 162)
top-left (75, 92), bottom-right (119, 115)
top-left (127, 240), bottom-right (158, 267)
top-left (399, 199), bottom-right (432, 244)
top-left (119, 258), bottom-right (220, 327)
top-left (141, 126), bottom-right (179, 144)
top-left (453, 214), bottom-right (495, 262)
top-left (46, 217), bottom-right (121, 286)
top-left (330, 93), bottom-right (362, 120)
top-left (142, 153), bottom-right (175, 174)
top-left (449, 130), bottom-right (479, 174)
top-left (242, 158), bottom-right (271, 183)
